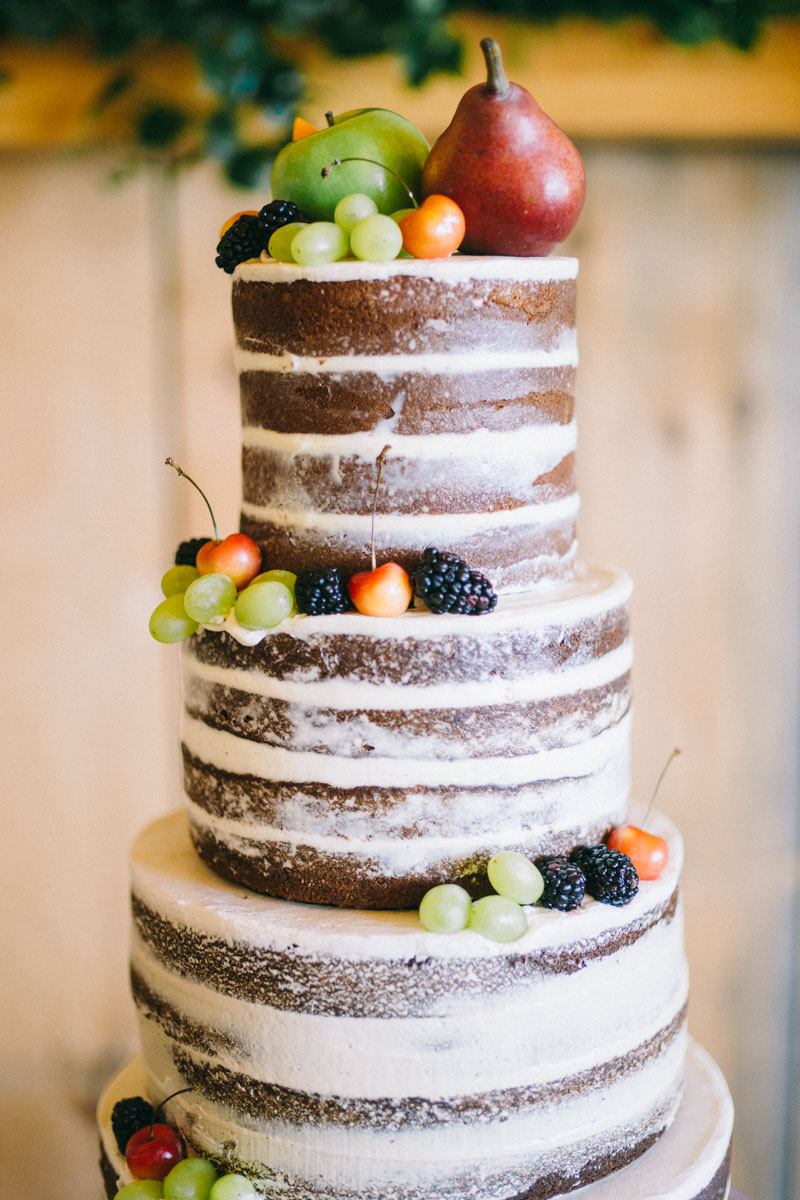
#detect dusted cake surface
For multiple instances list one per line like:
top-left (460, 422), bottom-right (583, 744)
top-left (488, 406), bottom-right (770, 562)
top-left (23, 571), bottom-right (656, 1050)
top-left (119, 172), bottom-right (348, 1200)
top-left (181, 567), bottom-right (632, 907)
top-left (99, 1045), bottom-right (732, 1200)
top-left (234, 257), bottom-right (579, 592)
top-left (127, 811), bottom-right (690, 1200)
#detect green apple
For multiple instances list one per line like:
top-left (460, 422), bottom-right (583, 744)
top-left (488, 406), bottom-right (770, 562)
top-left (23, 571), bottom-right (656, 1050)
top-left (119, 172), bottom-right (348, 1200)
top-left (270, 108), bottom-right (429, 221)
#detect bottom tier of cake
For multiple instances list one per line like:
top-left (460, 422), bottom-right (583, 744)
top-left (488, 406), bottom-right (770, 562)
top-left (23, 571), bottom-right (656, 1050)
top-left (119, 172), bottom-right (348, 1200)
top-left (98, 1041), bottom-right (732, 1200)
top-left (103, 811), bottom-right (713, 1200)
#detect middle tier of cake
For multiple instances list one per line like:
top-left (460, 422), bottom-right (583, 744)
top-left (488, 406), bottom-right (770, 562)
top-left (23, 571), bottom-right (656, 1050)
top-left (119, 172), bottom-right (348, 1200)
top-left (181, 566), bottom-right (631, 907)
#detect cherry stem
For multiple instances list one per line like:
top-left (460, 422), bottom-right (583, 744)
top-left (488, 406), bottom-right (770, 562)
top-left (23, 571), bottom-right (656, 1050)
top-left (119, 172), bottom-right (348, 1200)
top-left (166, 457), bottom-right (218, 543)
top-left (481, 38), bottom-right (510, 99)
top-left (642, 747), bottom-right (681, 829)
top-left (320, 158), bottom-right (418, 209)
top-left (370, 446), bottom-right (391, 572)
top-left (148, 1087), bottom-right (193, 1140)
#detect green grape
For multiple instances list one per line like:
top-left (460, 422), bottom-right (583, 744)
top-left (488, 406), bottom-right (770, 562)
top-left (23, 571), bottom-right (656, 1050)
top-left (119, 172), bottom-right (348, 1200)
top-left (149, 594), bottom-right (198, 644)
top-left (419, 884), bottom-right (471, 934)
top-left (468, 895), bottom-right (527, 943)
top-left (291, 222), bottom-right (349, 267)
top-left (251, 569), bottom-right (296, 593)
top-left (209, 1174), bottom-right (260, 1200)
top-left (251, 569), bottom-right (298, 613)
top-left (487, 851), bottom-right (544, 905)
top-left (161, 564), bottom-right (199, 597)
top-left (334, 192), bottom-right (378, 233)
top-left (164, 1156), bottom-right (218, 1200)
top-left (183, 573), bottom-right (237, 623)
top-left (234, 580), bottom-right (294, 630)
top-left (268, 222), bottom-right (308, 262)
top-left (115, 1182), bottom-right (165, 1200)
top-left (349, 214), bottom-right (403, 263)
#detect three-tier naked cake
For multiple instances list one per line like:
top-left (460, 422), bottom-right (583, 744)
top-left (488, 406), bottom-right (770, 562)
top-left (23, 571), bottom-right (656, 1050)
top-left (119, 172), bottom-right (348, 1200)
top-left (97, 255), bottom-right (733, 1200)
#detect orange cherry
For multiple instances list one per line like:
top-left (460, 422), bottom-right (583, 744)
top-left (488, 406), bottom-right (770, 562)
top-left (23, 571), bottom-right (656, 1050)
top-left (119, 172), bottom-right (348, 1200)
top-left (196, 534), bottom-right (262, 590)
top-left (607, 825), bottom-right (669, 881)
top-left (399, 195), bottom-right (465, 259)
top-left (219, 210), bottom-right (258, 239)
top-left (349, 562), bottom-right (412, 617)
top-left (292, 116), bottom-right (318, 140)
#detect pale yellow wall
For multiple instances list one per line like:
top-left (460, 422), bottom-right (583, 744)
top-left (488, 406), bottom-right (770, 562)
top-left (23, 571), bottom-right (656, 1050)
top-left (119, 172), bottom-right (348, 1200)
top-left (0, 31), bottom-right (799, 1200)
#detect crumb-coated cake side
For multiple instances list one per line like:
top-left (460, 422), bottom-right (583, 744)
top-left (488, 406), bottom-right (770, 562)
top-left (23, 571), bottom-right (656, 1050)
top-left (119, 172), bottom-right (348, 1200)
top-left (181, 567), bottom-right (632, 907)
top-left (125, 812), bottom-right (690, 1200)
top-left (234, 258), bottom-right (579, 592)
top-left (98, 1042), bottom-right (733, 1200)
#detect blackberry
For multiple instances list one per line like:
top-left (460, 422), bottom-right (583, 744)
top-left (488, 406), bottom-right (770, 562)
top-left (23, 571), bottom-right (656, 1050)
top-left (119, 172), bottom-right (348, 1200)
top-left (535, 855), bottom-right (586, 911)
top-left (174, 537), bottom-right (212, 567)
top-left (110, 1095), bottom-right (155, 1155)
top-left (412, 548), bottom-right (497, 616)
top-left (570, 845), bottom-right (639, 907)
top-left (215, 213), bottom-right (265, 274)
top-left (295, 567), bottom-right (350, 615)
top-left (257, 199), bottom-right (311, 245)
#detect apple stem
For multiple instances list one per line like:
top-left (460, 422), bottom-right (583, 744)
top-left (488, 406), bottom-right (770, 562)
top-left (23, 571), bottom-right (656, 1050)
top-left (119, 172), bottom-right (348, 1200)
top-left (370, 445), bottom-right (391, 572)
top-left (481, 38), bottom-right (511, 99)
top-left (642, 747), bottom-right (681, 829)
top-left (325, 110), bottom-right (335, 127)
top-left (320, 157), bottom-right (418, 208)
top-left (166, 457), bottom-right (219, 543)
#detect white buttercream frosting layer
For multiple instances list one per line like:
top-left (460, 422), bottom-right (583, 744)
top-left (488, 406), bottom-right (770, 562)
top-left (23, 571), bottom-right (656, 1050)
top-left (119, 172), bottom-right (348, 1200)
top-left (234, 256), bottom-right (579, 285)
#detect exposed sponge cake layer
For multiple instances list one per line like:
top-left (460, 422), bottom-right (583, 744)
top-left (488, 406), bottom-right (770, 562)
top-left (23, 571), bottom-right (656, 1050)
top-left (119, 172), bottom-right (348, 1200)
top-left (122, 811), bottom-right (694, 1200)
top-left (180, 567), bottom-right (631, 908)
top-left (232, 257), bottom-right (579, 591)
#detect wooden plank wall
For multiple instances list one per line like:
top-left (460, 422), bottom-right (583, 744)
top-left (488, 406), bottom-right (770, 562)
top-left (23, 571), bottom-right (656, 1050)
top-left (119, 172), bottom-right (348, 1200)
top-left (0, 143), bottom-right (798, 1200)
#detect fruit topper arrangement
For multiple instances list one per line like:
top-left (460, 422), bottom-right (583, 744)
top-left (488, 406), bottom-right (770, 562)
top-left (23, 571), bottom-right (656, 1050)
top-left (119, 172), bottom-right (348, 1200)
top-left (421, 751), bottom-right (677, 943)
top-left (214, 37), bottom-right (584, 272)
top-left (149, 453), bottom-right (498, 644)
top-left (111, 1092), bottom-right (261, 1199)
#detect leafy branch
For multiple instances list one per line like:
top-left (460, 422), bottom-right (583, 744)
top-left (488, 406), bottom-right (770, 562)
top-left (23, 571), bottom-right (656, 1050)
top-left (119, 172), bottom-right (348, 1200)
top-left (0, 0), bottom-right (795, 186)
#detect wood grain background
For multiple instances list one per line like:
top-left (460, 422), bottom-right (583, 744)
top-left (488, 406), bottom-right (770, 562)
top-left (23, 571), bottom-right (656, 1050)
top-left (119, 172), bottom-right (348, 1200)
top-left (0, 23), bottom-right (798, 1200)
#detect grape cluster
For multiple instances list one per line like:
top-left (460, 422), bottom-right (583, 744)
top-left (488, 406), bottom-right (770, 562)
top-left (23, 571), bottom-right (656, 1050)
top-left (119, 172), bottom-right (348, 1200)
top-left (267, 192), bottom-right (407, 266)
top-left (150, 561), bottom-right (298, 644)
top-left (418, 850), bottom-right (544, 944)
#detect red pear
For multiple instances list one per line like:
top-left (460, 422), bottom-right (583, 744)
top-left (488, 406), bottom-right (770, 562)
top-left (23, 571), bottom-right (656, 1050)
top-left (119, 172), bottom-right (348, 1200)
top-left (422, 38), bottom-right (585, 256)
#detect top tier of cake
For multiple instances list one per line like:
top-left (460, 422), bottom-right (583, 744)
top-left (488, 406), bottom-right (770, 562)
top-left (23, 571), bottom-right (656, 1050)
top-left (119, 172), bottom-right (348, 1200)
top-left (234, 256), bottom-right (578, 593)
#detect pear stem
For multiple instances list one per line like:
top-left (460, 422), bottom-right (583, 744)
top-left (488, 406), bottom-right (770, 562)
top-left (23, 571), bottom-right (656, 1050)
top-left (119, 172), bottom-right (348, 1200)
top-left (370, 446), bottom-right (391, 572)
top-left (325, 111), bottom-right (335, 127)
top-left (642, 747), bottom-right (681, 829)
top-left (320, 158), bottom-right (418, 208)
top-left (481, 38), bottom-right (510, 99)
top-left (166, 457), bottom-right (218, 543)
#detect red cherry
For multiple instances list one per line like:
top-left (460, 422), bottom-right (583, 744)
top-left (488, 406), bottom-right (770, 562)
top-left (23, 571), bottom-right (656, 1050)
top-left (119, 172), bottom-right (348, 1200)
top-left (196, 533), bottom-right (262, 589)
top-left (349, 562), bottom-right (412, 617)
top-left (399, 195), bottom-right (465, 259)
top-left (607, 825), bottom-right (668, 881)
top-left (125, 1123), bottom-right (184, 1180)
